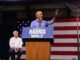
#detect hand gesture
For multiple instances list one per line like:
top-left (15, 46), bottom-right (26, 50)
top-left (54, 9), bottom-right (59, 16)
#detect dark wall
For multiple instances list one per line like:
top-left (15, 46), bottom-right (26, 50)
top-left (0, 11), bottom-right (17, 59)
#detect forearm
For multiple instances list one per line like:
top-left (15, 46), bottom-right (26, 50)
top-left (48, 17), bottom-right (56, 25)
top-left (9, 44), bottom-right (14, 48)
top-left (51, 9), bottom-right (58, 21)
top-left (18, 45), bottom-right (22, 48)
top-left (47, 20), bottom-right (54, 25)
top-left (51, 17), bottom-right (55, 22)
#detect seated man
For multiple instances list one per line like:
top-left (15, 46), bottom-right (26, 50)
top-left (9, 30), bottom-right (23, 60)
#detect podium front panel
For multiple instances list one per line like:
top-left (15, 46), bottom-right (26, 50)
top-left (21, 27), bottom-right (54, 39)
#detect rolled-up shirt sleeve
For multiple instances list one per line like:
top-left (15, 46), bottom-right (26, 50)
top-left (47, 20), bottom-right (54, 25)
top-left (9, 38), bottom-right (14, 48)
top-left (30, 21), bottom-right (34, 27)
top-left (18, 38), bottom-right (23, 48)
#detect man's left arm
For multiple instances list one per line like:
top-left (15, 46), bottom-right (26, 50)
top-left (18, 38), bottom-right (23, 48)
top-left (47, 9), bottom-right (59, 25)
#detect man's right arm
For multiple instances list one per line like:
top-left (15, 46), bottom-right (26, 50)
top-left (9, 38), bottom-right (17, 52)
top-left (9, 38), bottom-right (14, 48)
top-left (30, 21), bottom-right (35, 27)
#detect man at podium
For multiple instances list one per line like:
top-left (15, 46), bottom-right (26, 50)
top-left (30, 9), bottom-right (58, 27)
top-left (26, 9), bottom-right (58, 60)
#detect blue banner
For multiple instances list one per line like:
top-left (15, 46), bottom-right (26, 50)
top-left (21, 27), bottom-right (53, 38)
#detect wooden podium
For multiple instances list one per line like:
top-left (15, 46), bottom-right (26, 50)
top-left (21, 27), bottom-right (53, 60)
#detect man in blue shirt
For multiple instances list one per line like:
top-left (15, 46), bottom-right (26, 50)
top-left (29, 9), bottom-right (58, 60)
top-left (30, 9), bottom-right (58, 27)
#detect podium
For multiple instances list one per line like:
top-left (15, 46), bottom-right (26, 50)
top-left (21, 27), bottom-right (53, 60)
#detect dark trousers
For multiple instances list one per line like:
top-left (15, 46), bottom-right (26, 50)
top-left (9, 48), bottom-right (22, 60)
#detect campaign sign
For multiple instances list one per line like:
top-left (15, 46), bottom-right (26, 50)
top-left (21, 27), bottom-right (53, 39)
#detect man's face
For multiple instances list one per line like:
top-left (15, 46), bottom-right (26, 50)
top-left (13, 31), bottom-right (18, 37)
top-left (36, 11), bottom-right (43, 20)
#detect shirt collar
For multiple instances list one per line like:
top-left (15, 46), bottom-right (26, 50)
top-left (35, 19), bottom-right (44, 22)
top-left (13, 37), bottom-right (19, 39)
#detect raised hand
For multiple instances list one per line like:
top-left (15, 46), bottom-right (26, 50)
top-left (54, 9), bottom-right (59, 16)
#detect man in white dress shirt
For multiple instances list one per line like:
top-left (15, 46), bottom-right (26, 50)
top-left (9, 30), bottom-right (23, 60)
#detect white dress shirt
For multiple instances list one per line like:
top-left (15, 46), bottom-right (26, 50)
top-left (9, 37), bottom-right (23, 48)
